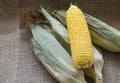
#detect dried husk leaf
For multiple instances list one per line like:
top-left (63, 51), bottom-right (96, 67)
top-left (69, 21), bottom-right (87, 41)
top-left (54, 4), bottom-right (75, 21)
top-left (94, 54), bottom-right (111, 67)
top-left (40, 7), bottom-right (69, 44)
top-left (30, 24), bottom-right (87, 83)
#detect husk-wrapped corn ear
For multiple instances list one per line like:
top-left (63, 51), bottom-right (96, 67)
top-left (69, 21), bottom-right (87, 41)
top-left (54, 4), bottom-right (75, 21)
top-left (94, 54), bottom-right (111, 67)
top-left (30, 24), bottom-right (87, 83)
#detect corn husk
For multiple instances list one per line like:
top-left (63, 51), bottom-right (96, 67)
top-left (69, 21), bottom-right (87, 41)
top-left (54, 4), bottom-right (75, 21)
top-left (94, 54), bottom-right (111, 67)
top-left (84, 46), bottom-right (104, 83)
top-left (40, 9), bottom-right (104, 83)
top-left (53, 10), bottom-right (120, 52)
top-left (30, 24), bottom-right (87, 83)
top-left (89, 29), bottom-right (120, 52)
top-left (41, 24), bottom-right (71, 54)
top-left (85, 14), bottom-right (120, 52)
top-left (40, 7), bottom-right (69, 44)
top-left (53, 10), bottom-right (66, 26)
top-left (93, 46), bottom-right (104, 83)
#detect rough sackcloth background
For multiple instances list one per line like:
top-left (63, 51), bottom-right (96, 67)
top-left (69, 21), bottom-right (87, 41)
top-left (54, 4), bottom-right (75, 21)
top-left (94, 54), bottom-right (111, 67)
top-left (0, 0), bottom-right (120, 83)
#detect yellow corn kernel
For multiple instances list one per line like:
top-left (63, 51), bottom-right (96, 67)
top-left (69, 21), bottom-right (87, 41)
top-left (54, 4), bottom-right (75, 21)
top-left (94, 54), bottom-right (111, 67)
top-left (66, 5), bottom-right (94, 69)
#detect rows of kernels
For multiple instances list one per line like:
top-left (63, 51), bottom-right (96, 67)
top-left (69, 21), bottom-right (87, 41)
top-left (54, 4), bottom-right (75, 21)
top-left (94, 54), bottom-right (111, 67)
top-left (66, 5), bottom-right (94, 68)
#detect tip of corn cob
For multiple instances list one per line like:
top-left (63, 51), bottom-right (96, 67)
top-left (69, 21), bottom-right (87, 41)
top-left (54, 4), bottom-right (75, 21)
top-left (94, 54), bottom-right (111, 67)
top-left (66, 5), bottom-right (94, 69)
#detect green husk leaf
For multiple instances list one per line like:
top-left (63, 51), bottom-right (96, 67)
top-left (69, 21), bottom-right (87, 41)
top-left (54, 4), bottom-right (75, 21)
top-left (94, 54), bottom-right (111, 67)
top-left (53, 11), bottom-right (66, 26)
top-left (85, 13), bottom-right (120, 48)
top-left (90, 29), bottom-right (120, 52)
top-left (56, 10), bottom-right (66, 18)
top-left (31, 39), bottom-right (84, 83)
top-left (52, 10), bottom-right (120, 52)
top-left (31, 24), bottom-right (75, 73)
top-left (30, 24), bottom-right (87, 83)
top-left (40, 7), bottom-right (69, 44)
top-left (41, 24), bottom-right (71, 54)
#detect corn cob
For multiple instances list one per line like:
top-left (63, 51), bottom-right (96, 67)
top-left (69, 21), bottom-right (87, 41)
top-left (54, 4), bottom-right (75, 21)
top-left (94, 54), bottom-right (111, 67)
top-left (30, 24), bottom-right (87, 83)
top-left (66, 5), bottom-right (94, 68)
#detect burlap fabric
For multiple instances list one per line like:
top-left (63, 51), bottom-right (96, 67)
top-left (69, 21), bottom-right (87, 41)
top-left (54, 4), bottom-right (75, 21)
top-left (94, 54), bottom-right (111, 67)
top-left (0, 0), bottom-right (120, 83)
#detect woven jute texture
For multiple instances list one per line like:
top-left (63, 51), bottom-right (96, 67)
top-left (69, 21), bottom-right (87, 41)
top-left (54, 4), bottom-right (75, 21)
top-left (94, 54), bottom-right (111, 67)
top-left (0, 0), bottom-right (120, 83)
